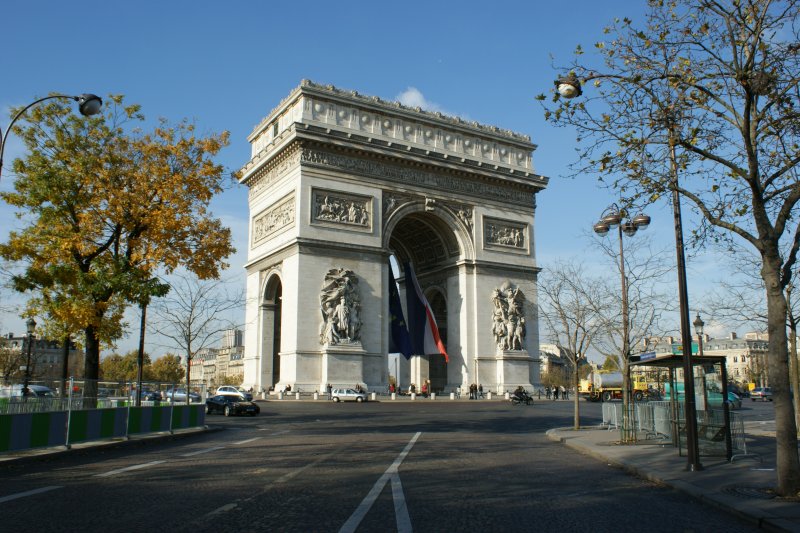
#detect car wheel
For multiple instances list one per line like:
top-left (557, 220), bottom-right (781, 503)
top-left (206, 404), bottom-right (213, 415)
top-left (356, 397), bottom-right (363, 402)
top-left (333, 397), bottom-right (340, 402)
top-left (602, 391), bottom-right (613, 402)
top-left (224, 405), bottom-right (232, 417)
top-left (633, 391), bottom-right (644, 402)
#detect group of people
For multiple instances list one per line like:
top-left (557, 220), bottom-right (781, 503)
top-left (467, 383), bottom-right (483, 400)
top-left (543, 385), bottom-right (569, 400)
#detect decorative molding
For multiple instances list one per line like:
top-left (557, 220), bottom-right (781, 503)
top-left (442, 201), bottom-right (474, 234)
top-left (382, 193), bottom-right (413, 223)
top-left (252, 193), bottom-right (295, 247)
top-left (311, 189), bottom-right (372, 232)
top-left (301, 148), bottom-right (533, 206)
top-left (483, 217), bottom-right (527, 252)
top-left (246, 145), bottom-right (301, 200)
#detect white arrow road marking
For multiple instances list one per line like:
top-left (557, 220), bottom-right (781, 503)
top-left (0, 486), bottom-right (62, 503)
top-left (339, 431), bottom-right (421, 533)
top-left (95, 460), bottom-right (166, 478)
top-left (234, 437), bottom-right (260, 445)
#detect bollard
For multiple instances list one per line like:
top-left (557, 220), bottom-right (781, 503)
top-left (313, 392), bottom-right (319, 400)
top-left (371, 392), bottom-right (376, 401)
top-left (278, 392), bottom-right (284, 400)
top-left (487, 392), bottom-right (492, 400)
top-left (295, 392), bottom-right (300, 400)
top-left (391, 392), bottom-right (396, 401)
top-left (431, 393), bottom-right (436, 400)
top-left (411, 393), bottom-right (416, 401)
top-left (450, 392), bottom-right (455, 400)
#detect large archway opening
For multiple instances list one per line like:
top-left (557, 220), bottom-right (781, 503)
top-left (262, 275), bottom-right (282, 390)
top-left (388, 210), bottom-right (463, 393)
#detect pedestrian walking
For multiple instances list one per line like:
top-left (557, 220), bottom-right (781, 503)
top-left (326, 383), bottom-right (332, 400)
top-left (478, 384), bottom-right (484, 399)
top-left (553, 386), bottom-right (559, 400)
top-left (545, 386), bottom-right (551, 399)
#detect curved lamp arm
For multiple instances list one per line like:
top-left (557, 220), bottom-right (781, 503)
top-left (0, 93), bottom-right (102, 180)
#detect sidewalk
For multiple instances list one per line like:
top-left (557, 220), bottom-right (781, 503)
top-left (546, 425), bottom-right (800, 532)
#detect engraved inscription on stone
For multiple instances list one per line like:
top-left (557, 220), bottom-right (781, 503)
top-left (312, 189), bottom-right (371, 230)
top-left (484, 217), bottom-right (527, 250)
top-left (252, 193), bottom-right (295, 246)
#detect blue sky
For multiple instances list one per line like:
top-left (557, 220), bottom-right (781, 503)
top-left (0, 0), bottom-right (728, 355)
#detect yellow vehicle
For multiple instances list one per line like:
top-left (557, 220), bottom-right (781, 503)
top-left (578, 372), bottom-right (651, 402)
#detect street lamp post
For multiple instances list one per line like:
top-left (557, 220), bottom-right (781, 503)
top-left (557, 74), bottom-right (703, 471)
top-left (594, 205), bottom-right (650, 441)
top-left (0, 93), bottom-right (103, 180)
top-left (22, 317), bottom-right (36, 402)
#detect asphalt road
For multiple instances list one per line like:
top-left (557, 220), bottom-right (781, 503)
top-left (1, 399), bottom-right (769, 532)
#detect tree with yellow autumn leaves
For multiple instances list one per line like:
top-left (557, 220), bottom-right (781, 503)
top-left (0, 95), bottom-right (235, 401)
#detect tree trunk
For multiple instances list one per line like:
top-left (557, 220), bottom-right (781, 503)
top-left (83, 324), bottom-right (101, 408)
top-left (763, 254), bottom-right (800, 496)
top-left (573, 359), bottom-right (581, 430)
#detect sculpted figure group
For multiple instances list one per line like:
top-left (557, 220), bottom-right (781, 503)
top-left (319, 268), bottom-right (362, 345)
top-left (491, 282), bottom-right (526, 351)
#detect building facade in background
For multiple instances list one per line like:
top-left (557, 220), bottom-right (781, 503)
top-left (0, 333), bottom-right (83, 384)
top-left (188, 329), bottom-right (245, 389)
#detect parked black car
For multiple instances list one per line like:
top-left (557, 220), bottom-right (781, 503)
top-left (205, 394), bottom-right (260, 416)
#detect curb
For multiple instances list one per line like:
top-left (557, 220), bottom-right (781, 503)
top-left (0, 425), bottom-right (223, 468)
top-left (546, 428), bottom-right (790, 533)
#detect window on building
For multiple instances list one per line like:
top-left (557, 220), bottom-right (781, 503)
top-left (742, 356), bottom-right (746, 363)
top-left (733, 356), bottom-right (738, 363)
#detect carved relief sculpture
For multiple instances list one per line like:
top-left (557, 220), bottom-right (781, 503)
top-left (252, 194), bottom-right (295, 246)
top-left (484, 217), bottom-right (527, 250)
top-left (491, 282), bottom-right (526, 351)
top-left (312, 189), bottom-right (370, 229)
top-left (319, 268), bottom-right (362, 346)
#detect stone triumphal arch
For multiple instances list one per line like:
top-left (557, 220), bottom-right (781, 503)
top-left (239, 81), bottom-right (548, 394)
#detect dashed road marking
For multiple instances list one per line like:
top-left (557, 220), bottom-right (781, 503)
top-left (181, 446), bottom-right (226, 457)
top-left (95, 460), bottom-right (166, 478)
top-left (0, 486), bottom-right (62, 503)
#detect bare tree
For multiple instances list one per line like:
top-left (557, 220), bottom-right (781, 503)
top-left (149, 272), bottom-right (243, 402)
top-left (707, 244), bottom-right (800, 431)
top-left (541, 0), bottom-right (800, 495)
top-left (592, 235), bottom-right (674, 380)
top-left (539, 259), bottom-right (607, 429)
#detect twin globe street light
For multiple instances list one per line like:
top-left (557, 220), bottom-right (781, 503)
top-left (0, 93), bottom-right (103, 180)
top-left (594, 206), bottom-right (650, 442)
top-left (558, 73), bottom-right (703, 471)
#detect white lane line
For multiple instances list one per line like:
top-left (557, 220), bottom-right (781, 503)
top-left (339, 432), bottom-right (421, 533)
top-left (0, 486), bottom-right (62, 503)
top-left (272, 448), bottom-right (341, 484)
top-left (391, 473), bottom-right (412, 533)
top-left (234, 437), bottom-right (260, 445)
top-left (94, 460), bottom-right (166, 478)
top-left (181, 446), bottom-right (226, 457)
top-left (205, 503), bottom-right (238, 517)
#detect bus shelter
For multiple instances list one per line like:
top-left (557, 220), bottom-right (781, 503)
top-left (630, 352), bottom-right (733, 461)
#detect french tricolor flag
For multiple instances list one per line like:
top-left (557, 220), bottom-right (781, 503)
top-left (404, 263), bottom-right (449, 363)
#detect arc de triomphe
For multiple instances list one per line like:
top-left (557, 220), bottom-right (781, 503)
top-left (239, 81), bottom-right (548, 394)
